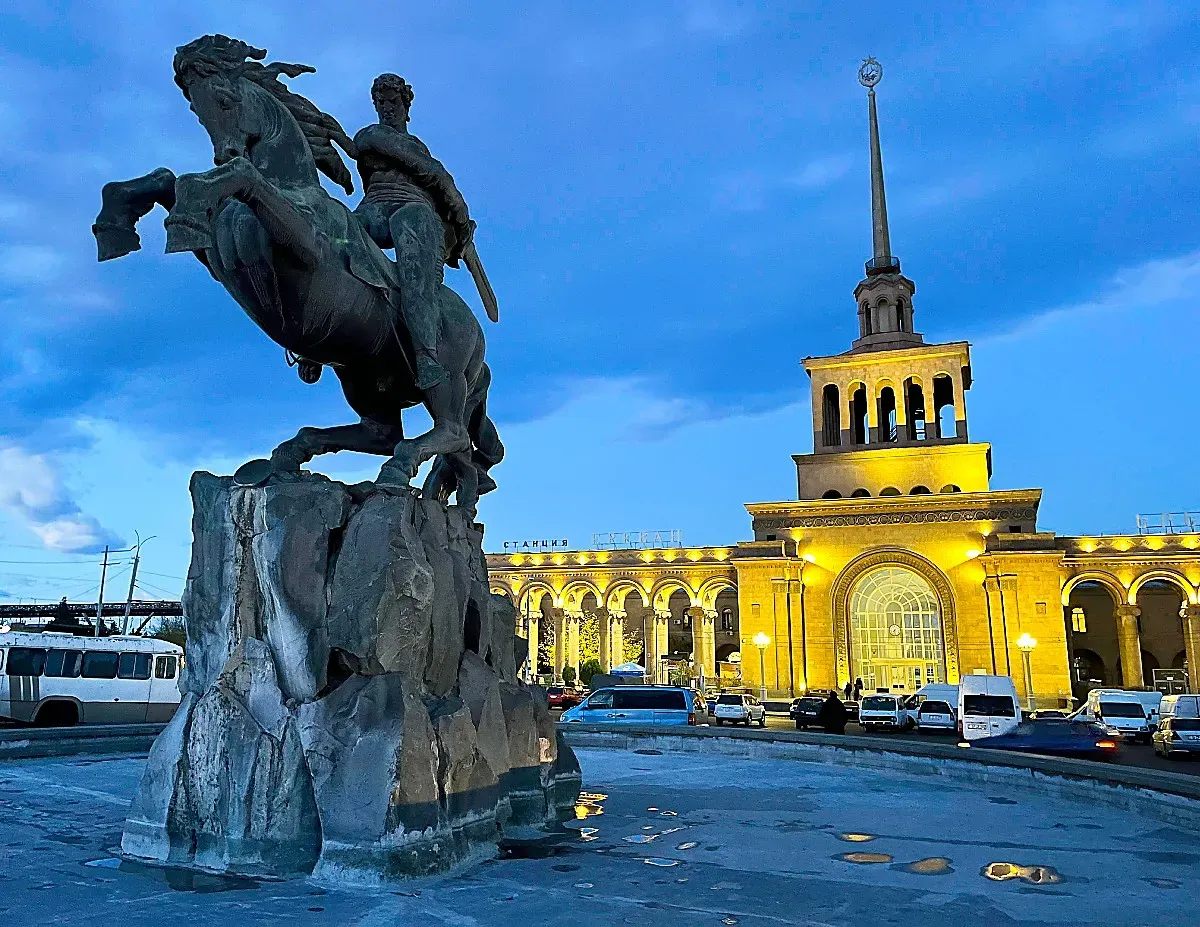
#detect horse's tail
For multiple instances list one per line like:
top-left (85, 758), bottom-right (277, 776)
top-left (468, 361), bottom-right (504, 472)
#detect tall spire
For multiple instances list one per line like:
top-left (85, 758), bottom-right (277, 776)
top-left (859, 57), bottom-right (899, 276)
top-left (851, 58), bottom-right (921, 353)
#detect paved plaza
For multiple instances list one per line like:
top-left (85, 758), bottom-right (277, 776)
top-left (0, 747), bottom-right (1196, 926)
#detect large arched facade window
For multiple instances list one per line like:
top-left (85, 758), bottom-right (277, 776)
top-left (849, 566), bottom-right (945, 692)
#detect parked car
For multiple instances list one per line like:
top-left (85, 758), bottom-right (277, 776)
top-left (1160, 694), bottom-right (1200, 721)
top-left (789, 695), bottom-right (824, 729)
top-left (970, 719), bottom-right (1120, 761)
top-left (559, 686), bottom-right (704, 725)
top-left (546, 686), bottom-right (582, 710)
top-left (858, 693), bottom-right (909, 730)
top-left (958, 675), bottom-right (1021, 741)
top-left (1152, 716), bottom-right (1200, 759)
top-left (713, 693), bottom-right (767, 727)
top-left (915, 699), bottom-right (956, 733)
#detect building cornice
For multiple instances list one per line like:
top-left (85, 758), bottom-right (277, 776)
top-left (803, 340), bottom-right (971, 373)
top-left (745, 489), bottom-right (1041, 531)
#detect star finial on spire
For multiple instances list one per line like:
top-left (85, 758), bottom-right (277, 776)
top-left (858, 56), bottom-right (882, 90)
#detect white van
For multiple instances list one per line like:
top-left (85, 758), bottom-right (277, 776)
top-left (914, 683), bottom-right (960, 708)
top-left (1082, 690), bottom-right (1151, 742)
top-left (0, 630), bottom-right (183, 726)
top-left (1160, 694), bottom-right (1200, 720)
top-left (958, 674), bottom-right (1020, 741)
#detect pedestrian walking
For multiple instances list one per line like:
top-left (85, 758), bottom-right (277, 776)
top-left (843, 680), bottom-right (853, 701)
top-left (853, 677), bottom-right (864, 701)
top-left (817, 691), bottom-right (848, 735)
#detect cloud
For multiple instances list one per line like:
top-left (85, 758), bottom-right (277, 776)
top-left (789, 154), bottom-right (853, 191)
top-left (0, 244), bottom-right (64, 284)
top-left (0, 441), bottom-right (124, 553)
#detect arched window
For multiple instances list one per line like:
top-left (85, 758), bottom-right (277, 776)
top-left (849, 566), bottom-right (945, 692)
top-left (850, 385), bottom-right (868, 445)
top-left (878, 386), bottom-right (897, 442)
top-left (822, 489), bottom-right (843, 499)
top-left (940, 484), bottom-right (961, 493)
top-left (933, 375), bottom-right (956, 439)
top-left (904, 377), bottom-right (926, 440)
top-left (909, 485), bottom-right (931, 495)
top-left (821, 384), bottom-right (841, 447)
top-left (850, 488), bottom-right (871, 498)
top-left (880, 486), bottom-right (901, 496)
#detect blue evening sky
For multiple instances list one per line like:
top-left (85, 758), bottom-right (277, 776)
top-left (1, 1), bottom-right (1198, 602)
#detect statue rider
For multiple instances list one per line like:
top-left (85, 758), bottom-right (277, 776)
top-left (352, 73), bottom-right (474, 391)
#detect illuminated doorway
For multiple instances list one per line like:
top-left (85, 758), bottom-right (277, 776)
top-left (849, 566), bottom-right (945, 691)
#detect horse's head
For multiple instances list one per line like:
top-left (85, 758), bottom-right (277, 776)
top-left (173, 35), bottom-right (355, 192)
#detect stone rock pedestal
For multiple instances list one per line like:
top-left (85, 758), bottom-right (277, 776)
top-left (121, 471), bottom-right (580, 882)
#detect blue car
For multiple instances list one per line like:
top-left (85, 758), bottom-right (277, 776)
top-left (560, 686), bottom-right (704, 726)
top-left (970, 719), bottom-right (1120, 761)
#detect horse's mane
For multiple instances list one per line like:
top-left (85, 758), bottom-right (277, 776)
top-left (173, 35), bottom-right (356, 194)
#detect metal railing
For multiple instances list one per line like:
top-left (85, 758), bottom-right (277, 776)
top-left (1136, 512), bottom-right (1200, 535)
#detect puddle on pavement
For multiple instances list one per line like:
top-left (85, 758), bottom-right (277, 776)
top-left (634, 749), bottom-right (663, 756)
top-left (677, 842), bottom-right (698, 850)
top-left (575, 792), bottom-right (607, 819)
top-left (893, 857), bottom-right (954, 875)
top-left (659, 810), bottom-right (677, 817)
top-left (982, 862), bottom-right (1062, 885)
top-left (721, 918), bottom-right (739, 925)
top-left (624, 834), bottom-right (660, 844)
top-left (1144, 877), bottom-right (1181, 889)
top-left (84, 858), bottom-right (258, 893)
top-left (574, 882), bottom-right (594, 889)
top-left (643, 858), bottom-right (679, 867)
top-left (836, 852), bottom-right (894, 865)
top-left (835, 833), bottom-right (877, 843)
top-left (578, 827), bottom-right (599, 842)
top-left (987, 797), bottom-right (1018, 805)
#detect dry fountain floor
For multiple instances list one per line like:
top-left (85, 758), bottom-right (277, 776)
top-left (0, 747), bottom-right (1196, 926)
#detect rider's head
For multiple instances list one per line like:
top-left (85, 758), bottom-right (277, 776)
top-left (371, 73), bottom-right (414, 129)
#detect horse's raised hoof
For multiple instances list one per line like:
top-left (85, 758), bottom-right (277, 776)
top-left (92, 221), bottom-right (142, 262)
top-left (233, 458), bottom-right (278, 487)
top-left (164, 215), bottom-right (213, 253)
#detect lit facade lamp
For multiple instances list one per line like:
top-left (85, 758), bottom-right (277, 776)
top-left (1017, 633), bottom-right (1037, 712)
top-left (752, 632), bottom-right (771, 702)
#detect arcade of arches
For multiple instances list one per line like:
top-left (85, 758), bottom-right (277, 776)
top-left (485, 76), bottom-right (1200, 704)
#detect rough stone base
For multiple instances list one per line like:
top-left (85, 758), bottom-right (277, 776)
top-left (121, 471), bottom-right (579, 881)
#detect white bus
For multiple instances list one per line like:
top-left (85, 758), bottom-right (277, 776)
top-left (0, 630), bottom-right (183, 726)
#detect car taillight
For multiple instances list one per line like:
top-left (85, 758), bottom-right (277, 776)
top-left (688, 712), bottom-right (696, 725)
top-left (1096, 740), bottom-right (1117, 749)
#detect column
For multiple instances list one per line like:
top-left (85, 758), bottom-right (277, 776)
top-left (597, 607), bottom-right (612, 673)
top-left (1115, 604), bottom-right (1144, 688)
top-left (548, 607), bottom-right (566, 680)
top-left (525, 612), bottom-right (539, 683)
top-left (610, 611), bottom-right (626, 668)
top-left (1183, 605), bottom-right (1200, 693)
top-left (686, 606), bottom-right (716, 690)
top-left (563, 610), bottom-right (581, 680)
top-left (649, 611), bottom-right (671, 684)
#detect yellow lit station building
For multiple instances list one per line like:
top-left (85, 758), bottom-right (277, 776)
top-left (486, 64), bottom-right (1200, 706)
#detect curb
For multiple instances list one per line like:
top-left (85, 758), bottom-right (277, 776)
top-left (0, 724), bottom-right (166, 760)
top-left (560, 722), bottom-right (1200, 831)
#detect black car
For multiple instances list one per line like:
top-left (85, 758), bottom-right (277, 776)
top-left (971, 719), bottom-right (1120, 761)
top-left (789, 696), bottom-right (824, 729)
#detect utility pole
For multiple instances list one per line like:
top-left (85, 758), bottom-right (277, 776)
top-left (95, 545), bottom-right (109, 637)
top-left (121, 532), bottom-right (154, 635)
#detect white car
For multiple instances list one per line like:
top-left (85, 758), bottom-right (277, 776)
top-left (712, 693), bottom-right (767, 727)
top-left (915, 698), bottom-right (956, 732)
top-left (858, 693), bottom-right (908, 730)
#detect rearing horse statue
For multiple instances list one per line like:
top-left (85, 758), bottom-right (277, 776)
top-left (92, 35), bottom-right (502, 514)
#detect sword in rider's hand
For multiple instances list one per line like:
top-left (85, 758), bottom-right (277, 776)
top-left (461, 232), bottom-right (499, 323)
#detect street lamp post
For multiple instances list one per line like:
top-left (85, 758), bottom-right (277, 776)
top-left (1017, 633), bottom-right (1037, 712)
top-left (752, 632), bottom-right (771, 702)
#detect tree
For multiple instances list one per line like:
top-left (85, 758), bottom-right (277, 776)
top-left (562, 665), bottom-right (576, 686)
top-left (579, 658), bottom-right (603, 687)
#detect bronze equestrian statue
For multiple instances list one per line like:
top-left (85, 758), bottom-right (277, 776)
top-left (92, 35), bottom-right (503, 514)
